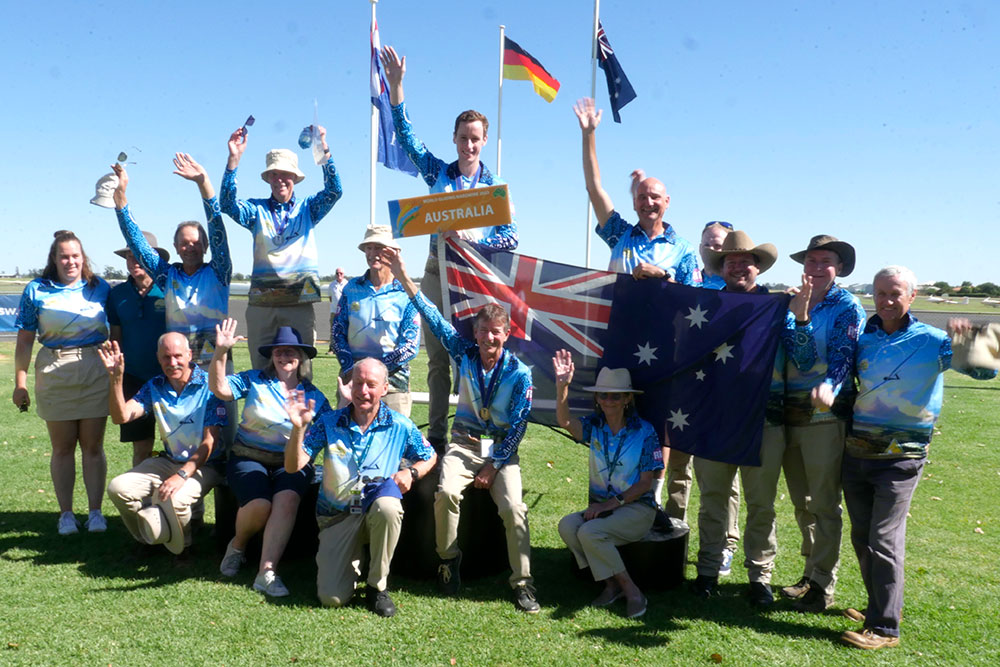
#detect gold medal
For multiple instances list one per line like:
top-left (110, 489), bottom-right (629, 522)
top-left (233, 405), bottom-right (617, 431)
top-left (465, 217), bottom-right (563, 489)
top-left (479, 407), bottom-right (491, 421)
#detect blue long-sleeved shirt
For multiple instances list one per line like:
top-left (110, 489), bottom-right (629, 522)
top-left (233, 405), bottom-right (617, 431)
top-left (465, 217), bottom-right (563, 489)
top-left (390, 102), bottom-right (517, 260)
top-left (409, 290), bottom-right (532, 467)
top-left (332, 273), bottom-right (420, 392)
top-left (220, 159), bottom-right (342, 306)
top-left (597, 211), bottom-right (700, 286)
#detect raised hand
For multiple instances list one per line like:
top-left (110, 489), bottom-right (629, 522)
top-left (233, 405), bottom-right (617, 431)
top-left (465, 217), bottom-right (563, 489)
top-left (227, 127), bottom-right (247, 168)
top-left (284, 389), bottom-right (316, 429)
top-left (314, 125), bottom-right (329, 153)
top-left (948, 317), bottom-right (974, 337)
top-left (789, 274), bottom-right (813, 323)
top-left (379, 45), bottom-right (406, 88)
top-left (552, 349), bottom-right (575, 385)
top-left (214, 318), bottom-right (244, 352)
top-left (172, 153), bottom-right (207, 184)
top-left (573, 98), bottom-right (602, 132)
top-left (98, 340), bottom-right (125, 378)
top-left (383, 247), bottom-right (405, 279)
top-left (336, 375), bottom-right (353, 404)
top-left (630, 169), bottom-right (646, 198)
top-left (111, 163), bottom-right (129, 208)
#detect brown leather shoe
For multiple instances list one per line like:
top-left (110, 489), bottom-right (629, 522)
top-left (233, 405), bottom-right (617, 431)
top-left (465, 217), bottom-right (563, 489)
top-left (842, 608), bottom-right (865, 623)
top-left (780, 576), bottom-right (810, 599)
top-left (840, 629), bottom-right (899, 650)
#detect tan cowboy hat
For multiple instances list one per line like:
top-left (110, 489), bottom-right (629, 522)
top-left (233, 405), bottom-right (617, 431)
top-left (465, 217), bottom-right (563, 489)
top-left (358, 224), bottom-right (402, 252)
top-left (789, 234), bottom-right (856, 277)
top-left (260, 149), bottom-right (305, 184)
top-left (114, 231), bottom-right (170, 262)
top-left (582, 367), bottom-right (643, 394)
top-left (704, 230), bottom-right (778, 275)
top-left (135, 495), bottom-right (185, 554)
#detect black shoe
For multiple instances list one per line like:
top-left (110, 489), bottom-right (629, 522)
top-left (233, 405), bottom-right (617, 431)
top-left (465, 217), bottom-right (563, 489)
top-left (792, 580), bottom-right (833, 613)
top-left (437, 554), bottom-right (462, 595)
top-left (748, 582), bottom-right (774, 607)
top-left (513, 583), bottom-right (540, 614)
top-left (780, 575), bottom-right (810, 599)
top-left (689, 574), bottom-right (718, 599)
top-left (367, 588), bottom-right (397, 617)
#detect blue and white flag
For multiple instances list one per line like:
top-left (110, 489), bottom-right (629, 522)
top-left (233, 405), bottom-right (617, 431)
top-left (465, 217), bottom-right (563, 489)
top-left (371, 18), bottom-right (418, 176)
top-left (597, 21), bottom-right (636, 123)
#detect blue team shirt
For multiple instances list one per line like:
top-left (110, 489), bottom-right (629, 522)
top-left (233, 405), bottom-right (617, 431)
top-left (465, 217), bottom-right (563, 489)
top-left (302, 402), bottom-right (434, 516)
top-left (700, 273), bottom-right (727, 290)
top-left (16, 278), bottom-right (109, 348)
top-left (133, 367), bottom-right (227, 462)
top-left (117, 199), bottom-right (231, 365)
top-left (332, 273), bottom-right (420, 392)
top-left (220, 160), bottom-right (342, 306)
top-left (410, 291), bottom-right (532, 467)
top-left (849, 314), bottom-right (996, 459)
top-left (228, 370), bottom-right (329, 453)
top-left (579, 411), bottom-right (663, 507)
top-left (597, 211), bottom-right (700, 285)
top-left (390, 102), bottom-right (518, 259)
top-left (106, 277), bottom-right (167, 382)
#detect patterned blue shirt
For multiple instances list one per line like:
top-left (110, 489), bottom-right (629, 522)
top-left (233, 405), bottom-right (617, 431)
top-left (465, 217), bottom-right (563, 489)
top-left (133, 367), bottom-right (227, 463)
top-left (220, 159), bottom-right (342, 306)
top-left (785, 284), bottom-right (866, 425)
top-left (597, 211), bottom-right (700, 285)
top-left (390, 102), bottom-right (518, 259)
top-left (228, 370), bottom-right (330, 453)
top-left (700, 273), bottom-right (727, 290)
top-left (332, 273), bottom-right (420, 392)
top-left (117, 199), bottom-right (231, 365)
top-left (16, 278), bottom-right (109, 348)
top-left (579, 411), bottom-right (663, 507)
top-left (302, 402), bottom-right (433, 516)
top-left (410, 291), bottom-right (532, 467)
top-left (849, 314), bottom-right (996, 459)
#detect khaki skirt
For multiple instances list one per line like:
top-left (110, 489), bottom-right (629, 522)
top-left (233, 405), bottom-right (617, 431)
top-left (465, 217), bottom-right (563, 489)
top-left (34, 346), bottom-right (109, 421)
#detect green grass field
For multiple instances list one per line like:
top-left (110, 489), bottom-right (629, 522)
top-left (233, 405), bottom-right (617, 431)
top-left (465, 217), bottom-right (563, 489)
top-left (1, 343), bottom-right (998, 665)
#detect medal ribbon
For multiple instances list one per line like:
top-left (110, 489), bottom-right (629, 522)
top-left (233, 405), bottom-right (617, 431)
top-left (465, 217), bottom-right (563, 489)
top-left (268, 198), bottom-right (294, 236)
top-left (601, 424), bottom-right (630, 495)
top-left (475, 349), bottom-right (506, 425)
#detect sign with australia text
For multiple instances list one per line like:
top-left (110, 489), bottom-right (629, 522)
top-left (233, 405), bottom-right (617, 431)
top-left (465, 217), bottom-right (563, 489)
top-left (387, 185), bottom-right (511, 238)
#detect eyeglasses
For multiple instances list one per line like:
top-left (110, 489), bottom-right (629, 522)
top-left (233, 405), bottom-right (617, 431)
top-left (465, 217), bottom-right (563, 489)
top-left (705, 221), bottom-right (734, 230)
top-left (597, 392), bottom-right (626, 401)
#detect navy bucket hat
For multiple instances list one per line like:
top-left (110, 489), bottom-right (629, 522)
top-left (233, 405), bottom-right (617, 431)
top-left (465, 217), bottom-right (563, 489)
top-left (258, 326), bottom-right (317, 359)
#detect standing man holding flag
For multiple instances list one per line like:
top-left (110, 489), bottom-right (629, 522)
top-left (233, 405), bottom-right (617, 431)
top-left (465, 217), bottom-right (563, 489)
top-left (379, 44), bottom-right (518, 450)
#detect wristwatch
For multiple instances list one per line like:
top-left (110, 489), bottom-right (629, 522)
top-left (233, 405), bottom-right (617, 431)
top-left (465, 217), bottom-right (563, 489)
top-left (176, 469), bottom-right (189, 480)
top-left (408, 466), bottom-right (420, 482)
top-left (615, 493), bottom-right (626, 506)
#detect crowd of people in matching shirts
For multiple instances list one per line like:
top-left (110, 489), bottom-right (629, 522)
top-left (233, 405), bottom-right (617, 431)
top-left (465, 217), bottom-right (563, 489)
top-left (11, 46), bottom-right (998, 650)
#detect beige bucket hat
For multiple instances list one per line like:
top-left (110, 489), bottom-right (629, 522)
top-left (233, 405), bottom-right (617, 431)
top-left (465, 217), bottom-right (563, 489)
top-left (583, 367), bottom-right (643, 394)
top-left (260, 149), bottom-right (305, 184)
top-left (358, 225), bottom-right (402, 251)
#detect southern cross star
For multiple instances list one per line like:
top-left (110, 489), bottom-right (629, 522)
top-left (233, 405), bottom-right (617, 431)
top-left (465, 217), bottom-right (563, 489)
top-left (634, 342), bottom-right (658, 366)
top-left (694, 369), bottom-right (706, 381)
top-left (713, 342), bottom-right (735, 364)
top-left (685, 304), bottom-right (709, 328)
top-left (668, 409), bottom-right (690, 431)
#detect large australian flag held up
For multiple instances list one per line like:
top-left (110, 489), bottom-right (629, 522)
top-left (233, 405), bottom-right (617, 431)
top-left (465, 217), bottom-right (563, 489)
top-left (442, 239), bottom-right (790, 466)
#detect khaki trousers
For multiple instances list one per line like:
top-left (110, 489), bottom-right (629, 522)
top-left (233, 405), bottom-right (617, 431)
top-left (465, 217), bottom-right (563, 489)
top-left (558, 503), bottom-right (656, 582)
top-left (694, 425), bottom-right (785, 581)
top-left (315, 496), bottom-right (404, 607)
top-left (667, 449), bottom-right (740, 549)
top-left (245, 303), bottom-right (316, 370)
top-left (782, 420), bottom-right (846, 594)
top-left (107, 456), bottom-right (222, 546)
top-left (434, 443), bottom-right (532, 588)
top-left (420, 260), bottom-right (452, 443)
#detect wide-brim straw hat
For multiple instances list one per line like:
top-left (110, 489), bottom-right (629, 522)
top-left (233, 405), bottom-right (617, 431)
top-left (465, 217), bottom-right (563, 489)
top-left (90, 172), bottom-right (119, 208)
top-left (789, 234), bottom-right (856, 277)
top-left (260, 148), bottom-right (305, 184)
top-left (358, 225), bottom-right (402, 252)
top-left (258, 325), bottom-right (317, 359)
top-left (114, 230), bottom-right (170, 262)
top-left (582, 367), bottom-right (643, 394)
top-left (704, 230), bottom-right (778, 275)
top-left (136, 496), bottom-right (185, 555)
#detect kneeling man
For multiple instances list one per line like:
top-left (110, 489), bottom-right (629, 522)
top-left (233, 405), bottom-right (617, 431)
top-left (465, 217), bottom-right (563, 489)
top-left (103, 333), bottom-right (227, 554)
top-left (284, 358), bottom-right (436, 617)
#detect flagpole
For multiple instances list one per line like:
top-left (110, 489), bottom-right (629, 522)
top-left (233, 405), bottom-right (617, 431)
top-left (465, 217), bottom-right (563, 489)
top-left (496, 24), bottom-right (505, 177)
top-left (369, 0), bottom-right (379, 229)
top-left (584, 0), bottom-right (600, 268)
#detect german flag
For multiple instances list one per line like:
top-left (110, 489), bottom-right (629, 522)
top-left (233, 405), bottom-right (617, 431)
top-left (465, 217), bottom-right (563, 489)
top-left (502, 37), bottom-right (560, 103)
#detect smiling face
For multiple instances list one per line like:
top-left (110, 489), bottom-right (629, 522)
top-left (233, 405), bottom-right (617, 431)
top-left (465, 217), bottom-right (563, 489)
top-left (55, 240), bottom-right (83, 284)
top-left (351, 358), bottom-right (389, 417)
top-left (596, 391), bottom-right (632, 422)
top-left (361, 243), bottom-right (388, 271)
top-left (722, 252), bottom-right (760, 293)
top-left (474, 317), bottom-right (510, 363)
top-left (174, 224), bottom-right (206, 268)
top-left (270, 346), bottom-right (302, 379)
top-left (874, 274), bottom-right (916, 331)
top-left (803, 249), bottom-right (843, 294)
top-left (632, 178), bottom-right (670, 230)
top-left (157, 333), bottom-right (193, 383)
top-left (266, 170), bottom-right (297, 203)
top-left (453, 120), bottom-right (486, 173)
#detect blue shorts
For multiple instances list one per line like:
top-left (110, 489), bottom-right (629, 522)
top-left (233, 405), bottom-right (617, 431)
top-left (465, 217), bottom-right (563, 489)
top-left (226, 454), bottom-right (314, 506)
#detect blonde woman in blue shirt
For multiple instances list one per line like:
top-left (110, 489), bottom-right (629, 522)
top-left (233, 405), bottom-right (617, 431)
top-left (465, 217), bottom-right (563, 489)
top-left (14, 231), bottom-right (111, 535)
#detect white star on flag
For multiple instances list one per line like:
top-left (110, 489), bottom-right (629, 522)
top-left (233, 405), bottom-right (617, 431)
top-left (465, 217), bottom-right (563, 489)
top-left (713, 342), bottom-right (735, 364)
top-left (634, 341), bottom-right (658, 366)
top-left (668, 409), bottom-right (690, 431)
top-left (695, 370), bottom-right (706, 381)
top-left (685, 304), bottom-right (709, 328)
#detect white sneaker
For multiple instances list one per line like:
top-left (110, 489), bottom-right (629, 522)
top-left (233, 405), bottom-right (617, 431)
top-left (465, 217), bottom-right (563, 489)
top-left (253, 570), bottom-right (290, 597)
top-left (57, 512), bottom-right (80, 536)
top-left (219, 539), bottom-right (246, 577)
top-left (720, 548), bottom-right (734, 576)
top-left (84, 510), bottom-right (107, 533)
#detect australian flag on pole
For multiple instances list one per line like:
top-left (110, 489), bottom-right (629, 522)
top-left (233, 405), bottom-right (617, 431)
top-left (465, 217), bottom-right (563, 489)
top-left (442, 239), bottom-right (790, 465)
top-left (371, 18), bottom-right (417, 176)
top-left (597, 21), bottom-right (636, 123)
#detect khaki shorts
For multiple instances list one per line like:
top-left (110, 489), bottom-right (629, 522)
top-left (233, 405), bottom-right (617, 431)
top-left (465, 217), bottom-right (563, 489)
top-left (35, 345), bottom-right (109, 421)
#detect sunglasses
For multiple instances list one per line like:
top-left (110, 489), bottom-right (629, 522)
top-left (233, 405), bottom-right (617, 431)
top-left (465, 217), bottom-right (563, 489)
top-left (705, 221), bottom-right (734, 230)
top-left (596, 392), bottom-right (626, 401)
top-left (241, 115), bottom-right (255, 135)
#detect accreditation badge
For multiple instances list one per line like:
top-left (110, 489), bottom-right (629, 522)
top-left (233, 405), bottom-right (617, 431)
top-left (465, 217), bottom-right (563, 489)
top-left (479, 437), bottom-right (494, 459)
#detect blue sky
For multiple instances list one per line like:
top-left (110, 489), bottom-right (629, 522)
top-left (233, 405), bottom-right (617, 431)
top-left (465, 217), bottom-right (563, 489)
top-left (2, 1), bottom-right (997, 286)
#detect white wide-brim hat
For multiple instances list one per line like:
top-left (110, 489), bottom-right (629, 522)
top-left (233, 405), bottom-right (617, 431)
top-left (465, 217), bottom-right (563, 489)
top-left (582, 367), bottom-right (643, 394)
top-left (260, 148), bottom-right (305, 184)
top-left (358, 224), bottom-right (402, 252)
top-left (90, 172), bottom-right (119, 208)
top-left (136, 496), bottom-right (185, 554)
